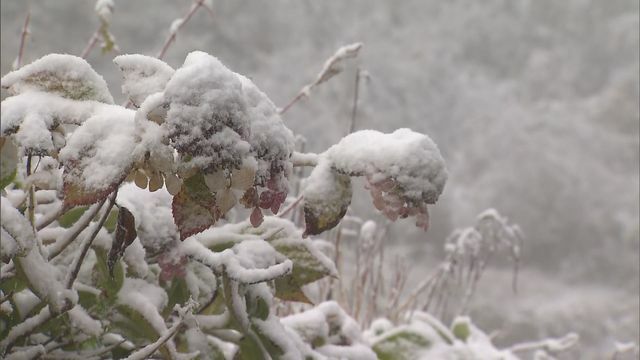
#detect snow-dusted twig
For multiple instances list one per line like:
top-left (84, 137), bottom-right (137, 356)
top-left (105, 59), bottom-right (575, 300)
top-left (64, 191), bottom-right (118, 289)
top-left (80, 28), bottom-right (100, 59)
top-left (291, 151), bottom-right (319, 167)
top-left (278, 195), bottom-right (304, 218)
top-left (349, 68), bottom-right (362, 134)
top-left (0, 306), bottom-right (52, 354)
top-left (125, 302), bottom-right (196, 360)
top-left (157, 0), bottom-right (207, 60)
top-left (36, 203), bottom-right (65, 230)
top-left (14, 9), bottom-right (31, 69)
top-left (508, 332), bottom-right (579, 355)
top-left (46, 200), bottom-right (106, 260)
top-left (279, 42), bottom-right (363, 115)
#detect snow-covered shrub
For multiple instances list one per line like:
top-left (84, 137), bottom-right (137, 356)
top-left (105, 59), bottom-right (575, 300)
top-left (0, 47), bottom-right (449, 359)
top-left (0, 4), bottom-right (596, 358)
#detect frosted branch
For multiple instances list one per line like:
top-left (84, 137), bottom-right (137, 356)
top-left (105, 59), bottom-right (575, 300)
top-left (46, 200), bottom-right (106, 260)
top-left (13, 10), bottom-right (31, 69)
top-left (509, 332), bottom-right (579, 354)
top-left (0, 306), bottom-right (51, 355)
top-left (64, 191), bottom-right (118, 289)
top-left (157, 0), bottom-right (207, 60)
top-left (280, 42), bottom-right (363, 114)
top-left (291, 151), bottom-right (319, 167)
top-left (125, 302), bottom-right (196, 360)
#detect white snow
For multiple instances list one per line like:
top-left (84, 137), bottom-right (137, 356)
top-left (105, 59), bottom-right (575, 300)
top-left (113, 54), bottom-right (174, 107)
top-left (59, 105), bottom-right (139, 191)
top-left (68, 305), bottom-right (102, 336)
top-left (326, 128), bottom-right (447, 203)
top-left (1, 92), bottom-right (101, 153)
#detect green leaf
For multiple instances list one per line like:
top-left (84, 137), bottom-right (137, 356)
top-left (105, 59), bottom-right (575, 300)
top-left (58, 206), bottom-right (89, 228)
top-left (302, 162), bottom-right (352, 236)
top-left (93, 248), bottom-right (124, 304)
top-left (113, 304), bottom-right (169, 359)
top-left (172, 173), bottom-right (220, 240)
top-left (1, 54), bottom-right (114, 103)
top-left (0, 137), bottom-right (18, 189)
top-left (271, 242), bottom-right (333, 303)
top-left (163, 277), bottom-right (190, 318)
top-left (103, 208), bottom-right (119, 233)
top-left (372, 327), bottom-right (432, 360)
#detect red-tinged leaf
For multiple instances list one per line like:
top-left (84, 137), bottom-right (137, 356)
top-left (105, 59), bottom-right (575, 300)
top-left (107, 206), bottom-right (137, 276)
top-left (240, 187), bottom-right (258, 208)
top-left (63, 178), bottom-right (121, 209)
top-left (259, 190), bottom-right (274, 209)
top-left (172, 173), bottom-right (219, 240)
top-left (250, 207), bottom-right (264, 227)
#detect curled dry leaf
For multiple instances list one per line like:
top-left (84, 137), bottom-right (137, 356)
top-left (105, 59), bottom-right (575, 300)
top-left (302, 161), bottom-right (353, 236)
top-left (107, 206), bottom-right (138, 276)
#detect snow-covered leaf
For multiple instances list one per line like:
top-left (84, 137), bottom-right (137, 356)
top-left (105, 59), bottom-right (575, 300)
top-left (302, 161), bottom-right (352, 236)
top-left (60, 106), bottom-right (139, 208)
top-left (0, 137), bottom-right (18, 189)
top-left (172, 173), bottom-right (220, 240)
top-left (107, 206), bottom-right (137, 276)
top-left (325, 128), bottom-right (447, 231)
top-left (1, 92), bottom-right (98, 155)
top-left (451, 317), bottom-right (471, 342)
top-left (1, 54), bottom-right (114, 103)
top-left (371, 327), bottom-right (432, 360)
top-left (113, 54), bottom-right (174, 107)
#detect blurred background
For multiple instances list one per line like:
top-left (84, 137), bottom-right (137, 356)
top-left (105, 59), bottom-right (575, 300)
top-left (2, 0), bottom-right (638, 358)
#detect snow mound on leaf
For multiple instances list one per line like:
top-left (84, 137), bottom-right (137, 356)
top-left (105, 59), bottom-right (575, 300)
top-left (59, 105), bottom-right (139, 191)
top-left (1, 53), bottom-right (114, 103)
top-left (162, 51), bottom-right (294, 191)
top-left (113, 54), bottom-right (175, 107)
top-left (326, 128), bottom-right (447, 203)
top-left (0, 92), bottom-right (100, 154)
top-left (163, 51), bottom-right (252, 173)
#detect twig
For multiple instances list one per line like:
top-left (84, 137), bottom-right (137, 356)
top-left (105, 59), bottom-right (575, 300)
top-left (157, 0), bottom-right (205, 60)
top-left (348, 68), bottom-right (362, 134)
top-left (46, 200), bottom-right (106, 260)
top-left (0, 306), bottom-right (52, 354)
top-left (125, 305), bottom-right (193, 360)
top-left (80, 28), bottom-right (100, 59)
top-left (36, 203), bottom-right (65, 231)
top-left (279, 42), bottom-right (363, 115)
top-left (291, 151), bottom-right (319, 167)
top-left (15, 9), bottom-right (31, 69)
top-left (64, 191), bottom-right (118, 289)
top-left (278, 195), bottom-right (303, 218)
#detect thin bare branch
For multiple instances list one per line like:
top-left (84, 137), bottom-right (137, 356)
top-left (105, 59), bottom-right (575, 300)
top-left (14, 9), bottom-right (31, 69)
top-left (279, 42), bottom-right (363, 115)
top-left (157, 0), bottom-right (206, 60)
top-left (80, 28), bottom-right (100, 59)
top-left (64, 191), bottom-right (118, 289)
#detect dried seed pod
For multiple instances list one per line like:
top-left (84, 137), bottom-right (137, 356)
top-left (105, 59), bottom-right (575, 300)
top-left (148, 170), bottom-right (164, 192)
top-left (164, 172), bottom-right (182, 195)
top-left (134, 169), bottom-right (148, 189)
